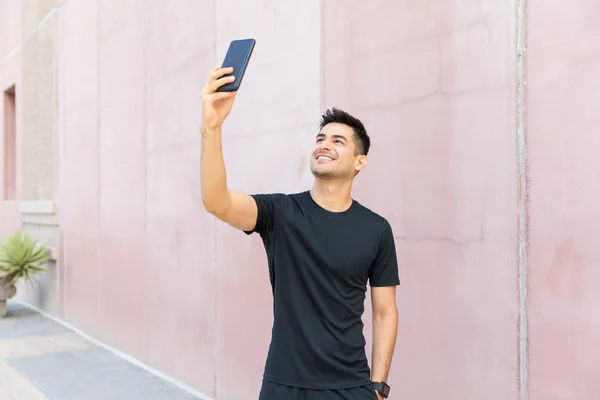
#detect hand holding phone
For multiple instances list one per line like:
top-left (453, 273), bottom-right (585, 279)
top-left (200, 39), bottom-right (256, 130)
top-left (215, 38), bottom-right (255, 92)
top-left (200, 67), bottom-right (238, 130)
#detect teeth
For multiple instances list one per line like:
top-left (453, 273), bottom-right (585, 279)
top-left (318, 156), bottom-right (333, 160)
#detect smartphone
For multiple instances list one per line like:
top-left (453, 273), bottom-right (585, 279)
top-left (215, 38), bottom-right (256, 92)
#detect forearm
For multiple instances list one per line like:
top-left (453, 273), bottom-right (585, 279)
top-left (371, 309), bottom-right (398, 382)
top-left (201, 126), bottom-right (231, 214)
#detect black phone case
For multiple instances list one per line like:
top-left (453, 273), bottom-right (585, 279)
top-left (216, 38), bottom-right (256, 92)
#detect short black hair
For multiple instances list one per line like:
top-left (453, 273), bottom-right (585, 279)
top-left (319, 108), bottom-right (370, 155)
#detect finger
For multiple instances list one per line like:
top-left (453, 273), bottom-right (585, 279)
top-left (201, 67), bottom-right (223, 93)
top-left (210, 67), bottom-right (234, 81)
top-left (210, 75), bottom-right (236, 92)
top-left (207, 66), bottom-right (219, 78)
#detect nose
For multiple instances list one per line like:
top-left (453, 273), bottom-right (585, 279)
top-left (318, 140), bottom-right (332, 152)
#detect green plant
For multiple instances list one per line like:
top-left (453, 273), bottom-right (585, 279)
top-left (0, 231), bottom-right (50, 285)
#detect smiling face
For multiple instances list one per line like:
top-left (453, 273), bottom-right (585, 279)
top-left (309, 122), bottom-right (368, 181)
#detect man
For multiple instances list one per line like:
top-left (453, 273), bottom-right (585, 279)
top-left (200, 66), bottom-right (400, 400)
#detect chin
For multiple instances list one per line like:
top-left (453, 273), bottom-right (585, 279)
top-left (310, 167), bottom-right (328, 177)
top-left (310, 167), bottom-right (338, 180)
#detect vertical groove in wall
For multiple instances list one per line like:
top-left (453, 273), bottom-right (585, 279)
top-left (96, 0), bottom-right (102, 320)
top-left (318, 0), bottom-right (324, 112)
top-left (212, 0), bottom-right (219, 396)
top-left (142, 0), bottom-right (149, 358)
top-left (516, 0), bottom-right (528, 399)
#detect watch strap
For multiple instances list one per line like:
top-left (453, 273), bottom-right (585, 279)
top-left (371, 381), bottom-right (390, 398)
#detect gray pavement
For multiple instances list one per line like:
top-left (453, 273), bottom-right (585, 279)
top-left (0, 302), bottom-right (201, 400)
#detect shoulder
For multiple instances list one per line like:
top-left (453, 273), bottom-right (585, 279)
top-left (250, 191), bottom-right (308, 210)
top-left (251, 191), bottom-right (306, 202)
top-left (352, 201), bottom-right (392, 230)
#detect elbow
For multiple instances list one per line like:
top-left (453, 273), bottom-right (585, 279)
top-left (202, 198), bottom-right (217, 214)
top-left (202, 199), bottom-right (223, 216)
top-left (373, 305), bottom-right (398, 323)
top-left (202, 194), bottom-right (230, 216)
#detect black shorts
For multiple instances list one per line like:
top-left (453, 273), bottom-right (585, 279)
top-left (259, 379), bottom-right (378, 400)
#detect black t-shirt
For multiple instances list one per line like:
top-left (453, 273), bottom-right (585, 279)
top-left (244, 191), bottom-right (400, 390)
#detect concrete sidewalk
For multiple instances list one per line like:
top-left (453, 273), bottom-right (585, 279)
top-left (0, 302), bottom-right (201, 400)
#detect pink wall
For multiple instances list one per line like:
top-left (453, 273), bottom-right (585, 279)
top-left (1, 1), bottom-right (600, 399)
top-left (59, 0), bottom-right (219, 394)
top-left (526, 1), bottom-right (600, 398)
top-left (323, 2), bottom-right (520, 399)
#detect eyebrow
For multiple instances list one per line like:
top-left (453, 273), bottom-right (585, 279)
top-left (316, 133), bottom-right (347, 142)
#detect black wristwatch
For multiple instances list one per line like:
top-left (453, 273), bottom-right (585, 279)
top-left (371, 381), bottom-right (390, 398)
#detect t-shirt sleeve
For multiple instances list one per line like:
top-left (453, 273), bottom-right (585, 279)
top-left (369, 219), bottom-right (400, 287)
top-left (243, 193), bottom-right (286, 237)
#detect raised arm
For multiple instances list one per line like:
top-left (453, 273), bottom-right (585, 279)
top-left (200, 66), bottom-right (258, 231)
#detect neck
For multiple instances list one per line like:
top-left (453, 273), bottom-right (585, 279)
top-left (310, 179), bottom-right (354, 212)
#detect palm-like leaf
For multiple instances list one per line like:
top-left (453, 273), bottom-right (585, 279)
top-left (0, 232), bottom-right (50, 285)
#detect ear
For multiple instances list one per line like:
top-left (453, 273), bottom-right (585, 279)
top-left (355, 155), bottom-right (368, 172)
